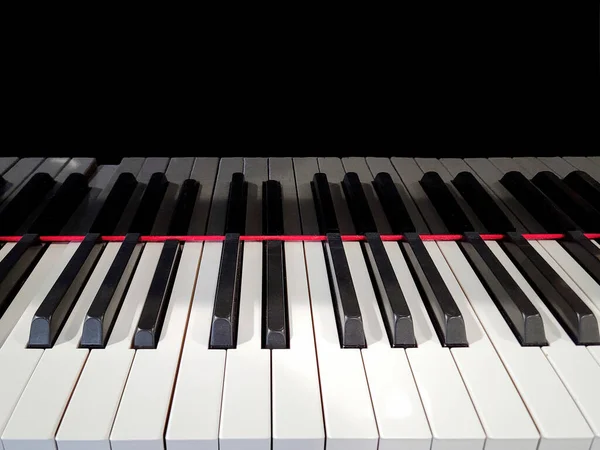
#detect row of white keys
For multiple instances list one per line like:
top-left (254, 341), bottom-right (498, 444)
top-left (219, 158), bottom-right (270, 450)
top-left (344, 241), bottom-right (432, 450)
top-left (269, 157), bottom-right (324, 450)
top-left (294, 156), bottom-right (378, 450)
top-left (107, 158), bottom-right (219, 450)
top-left (0, 243), bottom-right (78, 450)
top-left (355, 156), bottom-right (484, 449)
top-left (459, 157), bottom-right (597, 448)
top-left (2, 241), bottom-right (123, 450)
top-left (390, 157), bottom-right (543, 449)
top-left (166, 157), bottom-right (243, 449)
top-left (57, 157), bottom-right (196, 450)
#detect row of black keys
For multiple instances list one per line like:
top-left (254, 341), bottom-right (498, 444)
top-left (2, 164), bottom-right (600, 351)
top-left (209, 167), bottom-right (600, 350)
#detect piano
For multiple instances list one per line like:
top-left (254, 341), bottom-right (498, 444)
top-left (0, 155), bottom-right (600, 450)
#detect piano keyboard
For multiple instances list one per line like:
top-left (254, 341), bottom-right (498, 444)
top-left (0, 156), bottom-right (600, 450)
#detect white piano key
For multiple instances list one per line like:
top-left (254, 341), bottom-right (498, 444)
top-left (486, 241), bottom-right (600, 449)
top-left (1, 241), bottom-right (122, 450)
top-left (52, 241), bottom-right (143, 450)
top-left (106, 243), bottom-right (202, 450)
top-left (218, 242), bottom-right (270, 450)
top-left (433, 241), bottom-right (541, 449)
top-left (0, 243), bottom-right (75, 445)
top-left (399, 241), bottom-right (486, 450)
top-left (304, 241), bottom-right (379, 450)
top-left (165, 242), bottom-right (226, 450)
top-left (344, 241), bottom-right (432, 450)
top-left (47, 243), bottom-right (158, 450)
top-left (477, 241), bottom-right (594, 449)
top-left (271, 242), bottom-right (324, 450)
top-left (526, 239), bottom-right (600, 365)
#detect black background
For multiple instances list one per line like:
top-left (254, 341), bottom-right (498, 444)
top-left (4, 3), bottom-right (598, 164)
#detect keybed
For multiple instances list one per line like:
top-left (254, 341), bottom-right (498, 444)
top-left (0, 156), bottom-right (600, 450)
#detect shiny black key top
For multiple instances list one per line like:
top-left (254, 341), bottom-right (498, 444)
top-left (462, 233), bottom-right (548, 346)
top-left (263, 240), bottom-right (288, 348)
top-left (505, 232), bottom-right (600, 345)
top-left (80, 233), bottom-right (142, 348)
top-left (420, 172), bottom-right (548, 345)
top-left (133, 239), bottom-right (181, 349)
top-left (167, 179), bottom-right (200, 235)
top-left (532, 171), bottom-right (600, 232)
top-left (364, 232), bottom-right (415, 347)
top-left (128, 172), bottom-right (169, 234)
top-left (225, 173), bottom-right (248, 234)
top-left (0, 234), bottom-right (45, 319)
top-left (403, 233), bottom-right (468, 347)
top-left (209, 233), bottom-right (244, 349)
top-left (263, 180), bottom-right (284, 235)
top-left (324, 233), bottom-right (366, 348)
top-left (372, 172), bottom-right (416, 233)
top-left (342, 172), bottom-right (377, 233)
top-left (311, 173), bottom-right (339, 233)
top-left (89, 172), bottom-right (138, 234)
top-left (0, 173), bottom-right (55, 235)
top-left (262, 180), bottom-right (288, 349)
top-left (500, 171), bottom-right (579, 232)
top-left (28, 172), bottom-right (91, 235)
top-left (342, 172), bottom-right (415, 347)
top-left (563, 170), bottom-right (600, 213)
top-left (28, 233), bottom-right (103, 348)
top-left (451, 171), bottom-right (516, 233)
top-left (560, 230), bottom-right (600, 284)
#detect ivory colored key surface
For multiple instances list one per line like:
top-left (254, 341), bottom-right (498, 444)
top-left (218, 158), bottom-right (270, 450)
top-left (344, 241), bottom-right (432, 450)
top-left (166, 158), bottom-right (243, 450)
top-left (295, 157), bottom-right (378, 450)
top-left (107, 245), bottom-right (200, 450)
top-left (0, 243), bottom-right (77, 448)
top-left (270, 157), bottom-right (324, 450)
top-left (464, 157), bottom-right (596, 449)
top-left (1, 242), bottom-right (119, 450)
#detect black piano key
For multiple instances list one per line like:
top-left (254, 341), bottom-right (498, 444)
top-left (419, 172), bottom-right (548, 346)
top-left (419, 171), bottom-right (473, 233)
top-left (128, 172), bottom-right (169, 235)
top-left (342, 172), bottom-right (377, 233)
top-left (403, 233), bottom-right (468, 347)
top-left (209, 233), bottom-right (244, 349)
top-left (167, 179), bottom-right (200, 236)
top-left (532, 171), bottom-right (600, 232)
top-left (504, 232), bottom-right (600, 345)
top-left (263, 240), bottom-right (288, 349)
top-left (224, 173), bottom-right (248, 234)
top-left (324, 233), bottom-right (366, 348)
top-left (311, 173), bottom-right (340, 234)
top-left (451, 171), bottom-right (516, 233)
top-left (500, 170), bottom-right (579, 233)
top-left (0, 234), bottom-right (46, 319)
top-left (28, 172), bottom-right (91, 235)
top-left (563, 170), bottom-right (600, 213)
top-left (462, 232), bottom-right (548, 346)
top-left (263, 180), bottom-right (284, 235)
top-left (341, 172), bottom-right (415, 347)
top-left (364, 232), bottom-right (416, 347)
top-left (0, 175), bottom-right (5, 192)
top-left (372, 172), bottom-right (416, 233)
top-left (0, 173), bottom-right (55, 235)
top-left (28, 233), bottom-right (103, 348)
top-left (80, 233), bottom-right (142, 348)
top-left (133, 240), bottom-right (181, 349)
top-left (89, 172), bottom-right (138, 235)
